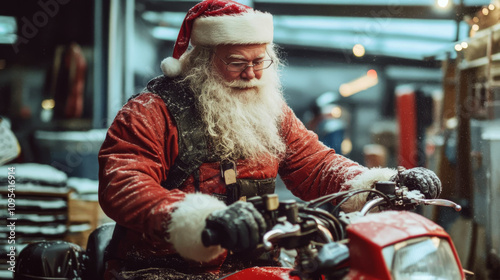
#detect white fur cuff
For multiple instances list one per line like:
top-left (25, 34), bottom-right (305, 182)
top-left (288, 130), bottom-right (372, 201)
top-left (167, 193), bottom-right (227, 262)
top-left (340, 167), bottom-right (397, 212)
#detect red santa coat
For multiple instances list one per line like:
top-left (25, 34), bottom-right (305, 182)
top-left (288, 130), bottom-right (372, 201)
top-left (98, 92), bottom-right (395, 272)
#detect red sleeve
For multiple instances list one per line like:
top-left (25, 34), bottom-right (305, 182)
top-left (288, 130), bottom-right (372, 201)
top-left (98, 93), bottom-right (185, 242)
top-left (278, 106), bottom-right (367, 201)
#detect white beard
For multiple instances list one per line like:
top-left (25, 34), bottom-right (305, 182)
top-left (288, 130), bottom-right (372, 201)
top-left (193, 68), bottom-right (287, 162)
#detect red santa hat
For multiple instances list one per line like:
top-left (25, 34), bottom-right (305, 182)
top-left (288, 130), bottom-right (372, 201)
top-left (161, 0), bottom-right (274, 77)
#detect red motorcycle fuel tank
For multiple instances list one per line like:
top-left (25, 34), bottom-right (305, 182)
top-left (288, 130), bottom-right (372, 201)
top-left (345, 211), bottom-right (465, 280)
top-left (219, 267), bottom-right (299, 280)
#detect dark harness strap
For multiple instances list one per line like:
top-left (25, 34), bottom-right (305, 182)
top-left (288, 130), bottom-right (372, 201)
top-left (143, 76), bottom-right (212, 190)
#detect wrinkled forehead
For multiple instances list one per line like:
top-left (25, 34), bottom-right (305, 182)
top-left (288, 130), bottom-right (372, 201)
top-left (214, 44), bottom-right (268, 59)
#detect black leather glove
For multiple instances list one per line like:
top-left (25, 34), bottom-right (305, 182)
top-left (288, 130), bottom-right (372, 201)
top-left (205, 201), bottom-right (267, 252)
top-left (391, 167), bottom-right (442, 199)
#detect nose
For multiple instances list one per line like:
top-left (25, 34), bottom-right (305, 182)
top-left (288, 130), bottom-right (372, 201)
top-left (240, 66), bottom-right (256, 80)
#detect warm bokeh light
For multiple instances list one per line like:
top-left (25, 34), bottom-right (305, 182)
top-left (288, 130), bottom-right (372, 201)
top-left (461, 42), bottom-right (468, 49)
top-left (330, 106), bottom-right (342, 119)
top-left (352, 44), bottom-right (365, 57)
top-left (367, 69), bottom-right (377, 78)
top-left (482, 7), bottom-right (489, 15)
top-left (339, 70), bottom-right (379, 97)
top-left (341, 139), bottom-right (353, 155)
top-left (454, 44), bottom-right (463, 51)
top-left (41, 99), bottom-right (55, 110)
top-left (472, 24), bottom-right (480, 31)
top-left (488, 4), bottom-right (495, 10)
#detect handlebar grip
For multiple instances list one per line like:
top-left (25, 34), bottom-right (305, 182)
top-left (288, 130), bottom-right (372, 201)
top-left (201, 228), bottom-right (223, 247)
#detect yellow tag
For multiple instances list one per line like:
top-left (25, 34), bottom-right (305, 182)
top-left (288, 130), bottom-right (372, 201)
top-left (224, 169), bottom-right (237, 185)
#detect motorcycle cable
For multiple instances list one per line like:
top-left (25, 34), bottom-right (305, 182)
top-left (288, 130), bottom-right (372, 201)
top-left (300, 208), bottom-right (345, 241)
top-left (330, 189), bottom-right (392, 215)
top-left (307, 190), bottom-right (356, 209)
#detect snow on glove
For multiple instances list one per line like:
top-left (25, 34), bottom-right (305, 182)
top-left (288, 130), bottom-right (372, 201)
top-left (391, 167), bottom-right (442, 199)
top-left (205, 201), bottom-right (267, 252)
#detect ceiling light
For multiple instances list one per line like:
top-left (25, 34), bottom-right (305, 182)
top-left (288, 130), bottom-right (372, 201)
top-left (436, 0), bottom-right (450, 9)
top-left (0, 16), bottom-right (17, 45)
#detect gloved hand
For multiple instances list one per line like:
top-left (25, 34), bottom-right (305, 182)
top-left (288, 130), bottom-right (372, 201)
top-left (205, 201), bottom-right (267, 252)
top-left (391, 167), bottom-right (442, 199)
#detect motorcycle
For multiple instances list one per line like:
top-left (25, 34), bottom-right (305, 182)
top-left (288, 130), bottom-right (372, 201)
top-left (14, 171), bottom-right (472, 280)
top-left (203, 179), bottom-right (470, 280)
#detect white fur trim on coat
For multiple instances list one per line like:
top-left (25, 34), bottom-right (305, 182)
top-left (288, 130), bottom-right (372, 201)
top-left (161, 57), bottom-right (182, 77)
top-left (340, 167), bottom-right (397, 212)
top-left (167, 193), bottom-right (227, 262)
top-left (191, 11), bottom-right (273, 46)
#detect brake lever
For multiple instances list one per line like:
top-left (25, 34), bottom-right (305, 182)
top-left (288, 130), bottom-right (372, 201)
top-left (413, 198), bottom-right (462, 211)
top-left (404, 189), bottom-right (462, 211)
top-left (262, 221), bottom-right (301, 250)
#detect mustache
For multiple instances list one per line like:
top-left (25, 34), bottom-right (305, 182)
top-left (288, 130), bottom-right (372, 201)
top-left (223, 79), bottom-right (264, 89)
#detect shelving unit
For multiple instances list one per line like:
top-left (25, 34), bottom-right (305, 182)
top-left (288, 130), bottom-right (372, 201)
top-left (454, 21), bottom-right (500, 279)
top-left (0, 187), bottom-right (105, 279)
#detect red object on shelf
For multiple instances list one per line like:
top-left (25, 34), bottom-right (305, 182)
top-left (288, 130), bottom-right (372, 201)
top-left (396, 86), bottom-right (418, 169)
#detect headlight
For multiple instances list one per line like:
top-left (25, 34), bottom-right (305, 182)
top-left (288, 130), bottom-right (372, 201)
top-left (382, 237), bottom-right (462, 280)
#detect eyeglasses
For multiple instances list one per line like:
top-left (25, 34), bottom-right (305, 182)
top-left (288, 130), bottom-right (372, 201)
top-left (214, 52), bottom-right (274, 72)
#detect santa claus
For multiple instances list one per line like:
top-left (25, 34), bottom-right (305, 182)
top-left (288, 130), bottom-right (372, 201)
top-left (98, 0), bottom-right (442, 279)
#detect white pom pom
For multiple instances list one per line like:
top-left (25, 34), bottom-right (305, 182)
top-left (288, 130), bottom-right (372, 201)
top-left (161, 57), bottom-right (182, 77)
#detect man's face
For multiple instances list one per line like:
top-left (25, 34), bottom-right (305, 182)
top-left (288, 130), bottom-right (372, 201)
top-left (213, 44), bottom-right (268, 83)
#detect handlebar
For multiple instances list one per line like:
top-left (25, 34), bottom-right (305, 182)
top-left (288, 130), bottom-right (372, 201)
top-left (202, 181), bottom-right (462, 250)
top-left (262, 222), bottom-right (301, 250)
top-left (201, 227), bottom-right (222, 247)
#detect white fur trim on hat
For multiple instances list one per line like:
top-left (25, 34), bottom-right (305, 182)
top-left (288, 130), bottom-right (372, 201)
top-left (167, 193), bottom-right (227, 262)
top-left (161, 56), bottom-right (182, 77)
top-left (340, 167), bottom-right (397, 212)
top-left (191, 11), bottom-right (273, 46)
